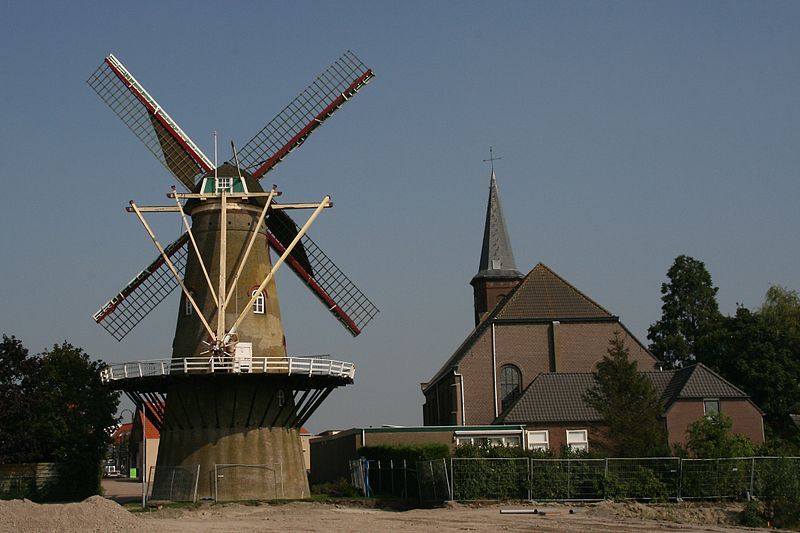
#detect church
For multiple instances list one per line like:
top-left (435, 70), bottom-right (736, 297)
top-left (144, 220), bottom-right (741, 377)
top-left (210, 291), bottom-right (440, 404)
top-left (420, 170), bottom-right (764, 450)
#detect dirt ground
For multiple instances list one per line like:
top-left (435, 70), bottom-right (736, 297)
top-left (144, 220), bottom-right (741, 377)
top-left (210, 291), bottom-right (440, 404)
top-left (0, 496), bottom-right (773, 533)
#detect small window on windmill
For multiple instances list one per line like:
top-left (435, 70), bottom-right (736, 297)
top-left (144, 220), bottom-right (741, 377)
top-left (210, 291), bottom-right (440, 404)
top-left (216, 177), bottom-right (232, 192)
top-left (277, 389), bottom-right (285, 407)
top-left (185, 290), bottom-right (195, 316)
top-left (252, 290), bottom-right (265, 314)
top-left (492, 259), bottom-right (501, 269)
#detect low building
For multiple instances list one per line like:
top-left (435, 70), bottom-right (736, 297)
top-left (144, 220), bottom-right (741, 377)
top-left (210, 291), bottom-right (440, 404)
top-left (497, 363), bottom-right (765, 451)
top-left (129, 404), bottom-right (160, 482)
top-left (310, 425), bottom-right (526, 484)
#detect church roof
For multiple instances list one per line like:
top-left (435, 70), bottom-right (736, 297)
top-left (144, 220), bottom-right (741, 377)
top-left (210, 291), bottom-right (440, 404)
top-left (423, 263), bottom-right (618, 391)
top-left (495, 263), bottom-right (613, 320)
top-left (472, 171), bottom-right (523, 282)
top-left (496, 364), bottom-right (752, 424)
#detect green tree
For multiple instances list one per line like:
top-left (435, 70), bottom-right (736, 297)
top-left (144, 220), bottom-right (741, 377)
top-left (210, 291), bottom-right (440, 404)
top-left (584, 332), bottom-right (668, 457)
top-left (0, 336), bottom-right (119, 500)
top-left (685, 412), bottom-right (754, 458)
top-left (697, 290), bottom-right (800, 442)
top-left (647, 255), bottom-right (721, 369)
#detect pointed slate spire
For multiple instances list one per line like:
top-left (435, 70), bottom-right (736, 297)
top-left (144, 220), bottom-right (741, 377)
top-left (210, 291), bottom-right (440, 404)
top-left (470, 171), bottom-right (523, 325)
top-left (473, 171), bottom-right (523, 281)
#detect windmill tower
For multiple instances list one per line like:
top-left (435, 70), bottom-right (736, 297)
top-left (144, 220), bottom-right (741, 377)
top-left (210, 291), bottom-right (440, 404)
top-left (87, 52), bottom-right (378, 500)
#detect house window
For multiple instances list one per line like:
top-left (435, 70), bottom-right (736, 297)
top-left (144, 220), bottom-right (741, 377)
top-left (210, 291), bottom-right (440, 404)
top-left (500, 365), bottom-right (522, 411)
top-left (566, 430), bottom-right (589, 451)
top-left (252, 290), bottom-right (265, 314)
top-left (704, 399), bottom-right (720, 416)
top-left (454, 431), bottom-right (521, 447)
top-left (527, 430), bottom-right (549, 451)
top-left (184, 290), bottom-right (195, 316)
top-left (216, 177), bottom-right (232, 192)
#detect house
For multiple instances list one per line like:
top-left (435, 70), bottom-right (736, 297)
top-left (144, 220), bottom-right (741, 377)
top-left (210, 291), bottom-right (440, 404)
top-left (422, 171), bottom-right (658, 426)
top-left (497, 364), bottom-right (765, 451)
top-left (129, 404), bottom-right (161, 482)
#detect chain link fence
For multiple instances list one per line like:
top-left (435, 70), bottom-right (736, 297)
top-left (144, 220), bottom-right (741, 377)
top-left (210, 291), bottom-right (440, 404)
top-left (214, 464), bottom-right (284, 502)
top-left (414, 456), bottom-right (800, 503)
top-left (147, 465), bottom-right (200, 503)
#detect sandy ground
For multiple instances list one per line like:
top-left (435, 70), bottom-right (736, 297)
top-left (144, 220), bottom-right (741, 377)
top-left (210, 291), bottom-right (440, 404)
top-left (0, 480), bottom-right (770, 533)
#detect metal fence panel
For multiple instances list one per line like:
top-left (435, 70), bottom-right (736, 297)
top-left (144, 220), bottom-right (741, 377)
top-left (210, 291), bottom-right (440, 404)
top-left (530, 459), bottom-right (606, 501)
top-left (605, 457), bottom-right (680, 500)
top-left (147, 465), bottom-right (200, 503)
top-left (417, 459), bottom-right (451, 503)
top-left (214, 464), bottom-right (283, 502)
top-left (450, 458), bottom-right (528, 501)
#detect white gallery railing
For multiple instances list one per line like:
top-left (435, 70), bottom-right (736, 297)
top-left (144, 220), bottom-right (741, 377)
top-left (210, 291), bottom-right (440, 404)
top-left (100, 356), bottom-right (355, 382)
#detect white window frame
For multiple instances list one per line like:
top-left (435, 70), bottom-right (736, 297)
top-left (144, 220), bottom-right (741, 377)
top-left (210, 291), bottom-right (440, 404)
top-left (703, 398), bottom-right (720, 416)
top-left (566, 429), bottom-right (589, 451)
top-left (252, 290), bottom-right (265, 314)
top-left (216, 177), bottom-right (232, 192)
top-left (527, 430), bottom-right (549, 451)
top-left (185, 290), bottom-right (194, 316)
top-left (454, 430), bottom-right (521, 448)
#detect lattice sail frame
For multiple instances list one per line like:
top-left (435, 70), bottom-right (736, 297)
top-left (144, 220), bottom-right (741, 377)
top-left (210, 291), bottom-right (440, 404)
top-left (87, 55), bottom-right (213, 189)
top-left (236, 50), bottom-right (374, 178)
top-left (89, 51), bottom-right (378, 340)
top-left (266, 213), bottom-right (378, 335)
top-left (93, 233), bottom-right (189, 341)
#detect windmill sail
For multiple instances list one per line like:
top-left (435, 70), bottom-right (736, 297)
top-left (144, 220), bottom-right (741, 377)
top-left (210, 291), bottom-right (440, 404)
top-left (94, 233), bottom-right (189, 341)
top-left (265, 213), bottom-right (378, 336)
top-left (236, 50), bottom-right (374, 179)
top-left (87, 54), bottom-right (213, 189)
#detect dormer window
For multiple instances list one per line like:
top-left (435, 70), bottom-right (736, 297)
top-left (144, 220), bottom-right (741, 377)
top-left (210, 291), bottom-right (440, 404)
top-left (252, 290), bottom-right (265, 314)
top-left (216, 177), bottom-right (232, 192)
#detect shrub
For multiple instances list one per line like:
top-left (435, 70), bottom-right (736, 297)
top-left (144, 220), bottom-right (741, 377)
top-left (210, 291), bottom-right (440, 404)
top-left (739, 501), bottom-right (767, 528)
top-left (358, 444), bottom-right (450, 464)
top-left (312, 478), bottom-right (362, 498)
top-left (758, 458), bottom-right (800, 529)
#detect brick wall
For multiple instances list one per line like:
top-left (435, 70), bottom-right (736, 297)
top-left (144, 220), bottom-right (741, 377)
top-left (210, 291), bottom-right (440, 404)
top-left (665, 399), bottom-right (765, 447)
top-left (309, 431), bottom-right (361, 484)
top-left (523, 423), bottom-right (608, 453)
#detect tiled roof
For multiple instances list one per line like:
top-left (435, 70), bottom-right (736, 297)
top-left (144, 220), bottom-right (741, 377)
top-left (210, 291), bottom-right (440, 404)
top-left (495, 264), bottom-right (613, 321)
top-left (424, 263), bottom-right (619, 391)
top-left (497, 364), bottom-right (750, 424)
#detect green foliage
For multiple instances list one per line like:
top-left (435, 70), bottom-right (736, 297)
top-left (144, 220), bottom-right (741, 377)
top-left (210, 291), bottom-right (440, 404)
top-left (311, 478), bottom-right (362, 498)
top-left (584, 333), bottom-right (668, 457)
top-left (739, 501), bottom-right (767, 528)
top-left (0, 336), bottom-right (119, 501)
top-left (358, 444), bottom-right (450, 463)
top-left (686, 413), bottom-right (755, 458)
top-left (757, 458), bottom-right (800, 528)
top-left (647, 255), bottom-right (721, 369)
top-left (603, 466), bottom-right (669, 502)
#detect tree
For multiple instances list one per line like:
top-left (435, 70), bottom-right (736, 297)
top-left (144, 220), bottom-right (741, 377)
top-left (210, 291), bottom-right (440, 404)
top-left (685, 412), bottom-right (754, 458)
top-left (697, 289), bottom-right (800, 442)
top-left (647, 255), bottom-right (721, 369)
top-left (0, 336), bottom-right (119, 500)
top-left (584, 332), bottom-right (668, 457)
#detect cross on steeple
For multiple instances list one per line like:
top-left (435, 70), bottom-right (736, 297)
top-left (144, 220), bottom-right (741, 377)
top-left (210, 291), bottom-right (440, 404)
top-left (482, 146), bottom-right (502, 173)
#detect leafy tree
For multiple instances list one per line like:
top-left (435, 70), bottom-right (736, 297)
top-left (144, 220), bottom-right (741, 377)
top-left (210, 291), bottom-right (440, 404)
top-left (0, 336), bottom-right (119, 500)
top-left (685, 412), bottom-right (754, 458)
top-left (647, 255), bottom-right (721, 368)
top-left (584, 332), bottom-right (668, 457)
top-left (697, 293), bottom-right (800, 442)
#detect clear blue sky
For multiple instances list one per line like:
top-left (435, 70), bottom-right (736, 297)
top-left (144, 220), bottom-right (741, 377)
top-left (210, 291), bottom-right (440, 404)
top-left (1, 1), bottom-right (798, 432)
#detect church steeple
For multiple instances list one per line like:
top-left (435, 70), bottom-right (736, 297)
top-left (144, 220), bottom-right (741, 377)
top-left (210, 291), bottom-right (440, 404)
top-left (470, 170), bottom-right (523, 325)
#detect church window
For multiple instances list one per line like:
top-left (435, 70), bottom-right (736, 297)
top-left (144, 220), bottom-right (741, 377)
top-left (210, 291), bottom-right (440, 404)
top-left (252, 290), bottom-right (265, 314)
top-left (500, 365), bottom-right (522, 411)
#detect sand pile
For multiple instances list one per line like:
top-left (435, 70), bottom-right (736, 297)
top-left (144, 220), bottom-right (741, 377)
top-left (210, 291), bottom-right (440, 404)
top-left (0, 495), bottom-right (144, 532)
top-left (587, 500), bottom-right (742, 526)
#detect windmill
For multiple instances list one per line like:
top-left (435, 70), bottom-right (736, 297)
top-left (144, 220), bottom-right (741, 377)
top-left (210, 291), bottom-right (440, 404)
top-left (87, 51), bottom-right (378, 500)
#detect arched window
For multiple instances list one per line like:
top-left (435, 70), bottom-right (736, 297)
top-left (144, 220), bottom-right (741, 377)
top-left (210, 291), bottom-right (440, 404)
top-left (500, 365), bottom-right (522, 411)
top-left (185, 289), bottom-right (195, 316)
top-left (252, 290), bottom-right (265, 314)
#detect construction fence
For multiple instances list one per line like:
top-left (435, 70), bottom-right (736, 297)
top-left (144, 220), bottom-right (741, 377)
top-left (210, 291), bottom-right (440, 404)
top-left (144, 463), bottom-right (285, 504)
top-left (351, 456), bottom-right (800, 503)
